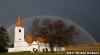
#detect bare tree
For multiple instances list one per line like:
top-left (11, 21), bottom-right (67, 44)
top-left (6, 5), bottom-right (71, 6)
top-left (31, 18), bottom-right (78, 52)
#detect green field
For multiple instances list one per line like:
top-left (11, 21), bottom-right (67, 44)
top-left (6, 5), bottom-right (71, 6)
top-left (0, 44), bottom-right (100, 55)
top-left (0, 50), bottom-right (100, 55)
top-left (0, 52), bottom-right (66, 55)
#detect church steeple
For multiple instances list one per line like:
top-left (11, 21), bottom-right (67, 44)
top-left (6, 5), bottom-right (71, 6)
top-left (14, 16), bottom-right (25, 47)
top-left (16, 16), bottom-right (23, 27)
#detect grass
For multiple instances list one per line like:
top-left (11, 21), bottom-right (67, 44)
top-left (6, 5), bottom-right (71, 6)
top-left (0, 51), bottom-right (66, 55)
top-left (0, 50), bottom-right (100, 55)
top-left (0, 44), bottom-right (100, 55)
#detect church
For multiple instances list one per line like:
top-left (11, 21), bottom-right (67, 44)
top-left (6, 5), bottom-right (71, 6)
top-left (8, 16), bottom-right (65, 52)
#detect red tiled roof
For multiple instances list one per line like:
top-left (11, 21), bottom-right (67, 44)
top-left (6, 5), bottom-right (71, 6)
top-left (25, 35), bottom-right (48, 43)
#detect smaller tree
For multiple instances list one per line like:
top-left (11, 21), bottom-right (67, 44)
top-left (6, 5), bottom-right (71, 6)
top-left (0, 25), bottom-right (10, 52)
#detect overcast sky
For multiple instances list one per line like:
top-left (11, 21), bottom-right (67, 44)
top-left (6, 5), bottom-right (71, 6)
top-left (0, 0), bottom-right (100, 42)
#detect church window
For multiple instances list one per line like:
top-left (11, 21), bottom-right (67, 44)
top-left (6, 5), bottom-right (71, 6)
top-left (19, 38), bottom-right (21, 40)
top-left (19, 29), bottom-right (21, 32)
top-left (33, 48), bottom-right (37, 52)
top-left (42, 48), bottom-right (48, 52)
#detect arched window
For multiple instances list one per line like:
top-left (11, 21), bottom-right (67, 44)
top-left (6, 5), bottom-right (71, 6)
top-left (19, 29), bottom-right (21, 32)
top-left (19, 38), bottom-right (21, 40)
top-left (42, 48), bottom-right (48, 52)
top-left (33, 48), bottom-right (37, 52)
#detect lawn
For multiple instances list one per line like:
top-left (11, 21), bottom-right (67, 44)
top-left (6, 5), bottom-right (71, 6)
top-left (0, 44), bottom-right (100, 55)
top-left (0, 51), bottom-right (66, 55)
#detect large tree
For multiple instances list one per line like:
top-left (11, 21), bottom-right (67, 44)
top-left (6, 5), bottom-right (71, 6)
top-left (46, 20), bottom-right (78, 52)
top-left (31, 18), bottom-right (78, 52)
top-left (0, 25), bottom-right (10, 52)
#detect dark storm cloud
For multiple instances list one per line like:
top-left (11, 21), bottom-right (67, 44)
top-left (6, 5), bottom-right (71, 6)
top-left (0, 0), bottom-right (100, 42)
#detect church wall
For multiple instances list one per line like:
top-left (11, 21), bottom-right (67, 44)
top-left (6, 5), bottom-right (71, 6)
top-left (14, 41), bottom-right (28, 47)
top-left (54, 47), bottom-right (65, 51)
top-left (8, 46), bottom-right (31, 52)
top-left (39, 46), bottom-right (50, 52)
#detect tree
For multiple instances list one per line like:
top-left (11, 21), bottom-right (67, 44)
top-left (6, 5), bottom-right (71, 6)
top-left (47, 20), bottom-right (78, 52)
top-left (0, 25), bottom-right (10, 52)
top-left (31, 18), bottom-right (52, 37)
top-left (31, 18), bottom-right (78, 52)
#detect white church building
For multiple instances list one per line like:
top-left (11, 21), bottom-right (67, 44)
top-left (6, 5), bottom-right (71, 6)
top-left (8, 16), bottom-right (65, 52)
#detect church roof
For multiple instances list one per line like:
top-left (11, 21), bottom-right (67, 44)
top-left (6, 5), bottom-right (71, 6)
top-left (16, 16), bottom-right (23, 27)
top-left (33, 37), bottom-right (48, 43)
top-left (25, 35), bottom-right (48, 43)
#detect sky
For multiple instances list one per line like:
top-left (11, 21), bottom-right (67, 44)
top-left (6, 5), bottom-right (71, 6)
top-left (0, 0), bottom-right (100, 42)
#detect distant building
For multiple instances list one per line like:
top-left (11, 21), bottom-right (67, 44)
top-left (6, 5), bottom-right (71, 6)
top-left (8, 16), bottom-right (65, 52)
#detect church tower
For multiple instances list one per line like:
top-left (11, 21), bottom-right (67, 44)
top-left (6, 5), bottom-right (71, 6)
top-left (15, 16), bottom-right (24, 42)
top-left (14, 16), bottom-right (27, 47)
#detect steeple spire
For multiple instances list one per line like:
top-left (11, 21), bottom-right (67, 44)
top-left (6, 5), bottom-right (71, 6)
top-left (16, 16), bottom-right (23, 27)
